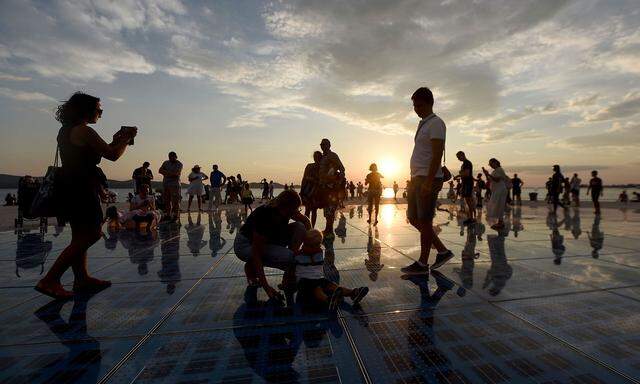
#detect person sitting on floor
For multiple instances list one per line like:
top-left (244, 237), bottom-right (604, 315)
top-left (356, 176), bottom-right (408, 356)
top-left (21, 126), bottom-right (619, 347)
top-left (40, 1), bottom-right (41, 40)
top-left (296, 229), bottom-right (369, 312)
top-left (125, 184), bottom-right (160, 231)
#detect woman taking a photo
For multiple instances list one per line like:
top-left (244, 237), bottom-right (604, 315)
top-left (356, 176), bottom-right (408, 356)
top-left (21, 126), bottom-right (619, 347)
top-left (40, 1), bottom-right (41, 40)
top-left (483, 158), bottom-right (508, 231)
top-left (35, 92), bottom-right (137, 299)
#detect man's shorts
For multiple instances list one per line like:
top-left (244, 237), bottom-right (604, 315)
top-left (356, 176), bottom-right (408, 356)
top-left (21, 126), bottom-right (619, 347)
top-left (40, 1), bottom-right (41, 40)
top-left (407, 176), bottom-right (443, 223)
top-left (512, 188), bottom-right (521, 196)
top-left (164, 185), bottom-right (181, 199)
top-left (234, 233), bottom-right (294, 271)
top-left (461, 181), bottom-right (474, 198)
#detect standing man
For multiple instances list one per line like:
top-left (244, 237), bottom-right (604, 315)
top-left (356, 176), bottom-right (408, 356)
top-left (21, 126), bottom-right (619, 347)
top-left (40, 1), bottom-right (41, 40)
top-left (570, 173), bottom-right (581, 206)
top-left (393, 181), bottom-right (399, 201)
top-left (159, 151), bottom-right (183, 222)
top-left (550, 165), bottom-right (565, 214)
top-left (132, 161), bottom-right (153, 194)
top-left (401, 87), bottom-right (453, 274)
top-left (511, 173), bottom-right (524, 205)
top-left (475, 173), bottom-right (485, 208)
top-left (455, 151), bottom-right (475, 224)
top-left (318, 138), bottom-right (345, 239)
top-left (208, 164), bottom-right (226, 210)
top-left (269, 180), bottom-right (274, 199)
top-left (586, 170), bottom-right (603, 215)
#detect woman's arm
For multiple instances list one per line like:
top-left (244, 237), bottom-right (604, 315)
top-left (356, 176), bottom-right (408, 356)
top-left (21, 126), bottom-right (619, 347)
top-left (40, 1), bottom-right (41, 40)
top-left (201, 173), bottom-right (208, 180)
top-left (75, 125), bottom-right (134, 162)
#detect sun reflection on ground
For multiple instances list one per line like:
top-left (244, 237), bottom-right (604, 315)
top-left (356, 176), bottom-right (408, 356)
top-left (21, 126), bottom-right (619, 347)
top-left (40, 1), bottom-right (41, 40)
top-left (379, 204), bottom-right (396, 227)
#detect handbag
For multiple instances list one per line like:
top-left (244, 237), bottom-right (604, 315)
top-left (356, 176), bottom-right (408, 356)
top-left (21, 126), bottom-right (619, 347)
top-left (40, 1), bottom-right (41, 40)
top-left (30, 147), bottom-right (61, 218)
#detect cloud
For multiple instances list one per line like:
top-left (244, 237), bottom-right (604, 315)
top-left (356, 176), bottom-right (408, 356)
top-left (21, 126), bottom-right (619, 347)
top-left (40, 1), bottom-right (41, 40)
top-left (586, 92), bottom-right (640, 121)
top-left (0, 72), bottom-right (30, 81)
top-left (108, 97), bottom-right (125, 103)
top-left (0, 87), bottom-right (55, 102)
top-left (552, 123), bottom-right (640, 149)
top-left (0, 1), bottom-right (160, 82)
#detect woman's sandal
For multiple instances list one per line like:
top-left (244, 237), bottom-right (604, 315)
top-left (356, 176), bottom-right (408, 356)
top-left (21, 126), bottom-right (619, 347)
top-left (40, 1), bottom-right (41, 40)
top-left (34, 281), bottom-right (74, 300)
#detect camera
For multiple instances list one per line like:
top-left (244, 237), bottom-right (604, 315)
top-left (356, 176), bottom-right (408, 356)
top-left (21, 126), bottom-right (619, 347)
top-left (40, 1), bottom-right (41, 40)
top-left (119, 126), bottom-right (136, 145)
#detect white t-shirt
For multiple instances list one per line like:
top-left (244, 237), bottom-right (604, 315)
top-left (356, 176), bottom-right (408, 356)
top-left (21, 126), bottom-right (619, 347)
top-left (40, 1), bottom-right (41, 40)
top-left (132, 194), bottom-right (155, 207)
top-left (570, 177), bottom-right (581, 190)
top-left (410, 113), bottom-right (446, 178)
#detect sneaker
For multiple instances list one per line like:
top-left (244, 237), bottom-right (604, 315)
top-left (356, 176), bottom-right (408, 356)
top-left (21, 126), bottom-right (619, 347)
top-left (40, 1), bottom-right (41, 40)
top-left (431, 250), bottom-right (454, 269)
top-left (351, 287), bottom-right (369, 305)
top-left (328, 288), bottom-right (343, 312)
top-left (400, 261), bottom-right (429, 274)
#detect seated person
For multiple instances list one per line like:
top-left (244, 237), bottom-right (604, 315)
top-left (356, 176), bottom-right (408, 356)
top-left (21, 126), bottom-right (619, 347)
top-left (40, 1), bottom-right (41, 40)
top-left (124, 184), bottom-right (160, 230)
top-left (296, 229), bottom-right (369, 312)
top-left (618, 190), bottom-right (628, 203)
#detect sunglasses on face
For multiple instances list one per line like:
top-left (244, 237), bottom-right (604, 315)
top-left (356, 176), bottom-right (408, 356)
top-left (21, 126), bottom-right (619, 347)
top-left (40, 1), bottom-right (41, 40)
top-left (96, 108), bottom-right (103, 117)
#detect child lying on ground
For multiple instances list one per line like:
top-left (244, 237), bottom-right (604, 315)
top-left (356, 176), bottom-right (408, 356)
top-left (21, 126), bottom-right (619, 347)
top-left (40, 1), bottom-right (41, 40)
top-left (296, 229), bottom-right (369, 311)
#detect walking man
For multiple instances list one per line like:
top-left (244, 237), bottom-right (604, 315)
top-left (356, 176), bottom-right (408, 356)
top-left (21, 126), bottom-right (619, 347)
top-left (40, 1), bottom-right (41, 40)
top-left (455, 151), bottom-right (475, 224)
top-left (208, 164), bottom-right (226, 210)
top-left (401, 87), bottom-right (453, 274)
top-left (159, 152), bottom-right (183, 222)
top-left (393, 181), bottom-right (399, 201)
top-left (132, 161), bottom-right (153, 194)
top-left (511, 173), bottom-right (523, 205)
top-left (587, 170), bottom-right (603, 215)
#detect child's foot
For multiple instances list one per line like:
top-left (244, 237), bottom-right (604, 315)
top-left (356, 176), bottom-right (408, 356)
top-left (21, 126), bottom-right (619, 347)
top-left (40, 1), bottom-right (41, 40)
top-left (351, 287), bottom-right (369, 305)
top-left (328, 288), bottom-right (343, 312)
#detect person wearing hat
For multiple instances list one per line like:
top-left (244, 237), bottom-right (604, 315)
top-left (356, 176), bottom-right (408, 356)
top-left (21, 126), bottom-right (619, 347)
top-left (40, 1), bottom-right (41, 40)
top-left (187, 164), bottom-right (208, 212)
top-left (132, 161), bottom-right (153, 194)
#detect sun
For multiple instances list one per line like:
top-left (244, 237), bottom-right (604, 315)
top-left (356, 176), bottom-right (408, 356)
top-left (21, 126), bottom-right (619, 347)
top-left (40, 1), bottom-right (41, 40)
top-left (376, 157), bottom-right (400, 179)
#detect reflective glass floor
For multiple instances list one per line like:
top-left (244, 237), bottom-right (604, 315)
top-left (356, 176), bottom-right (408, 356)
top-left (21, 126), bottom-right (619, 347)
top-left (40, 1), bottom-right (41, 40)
top-left (1, 204), bottom-right (639, 383)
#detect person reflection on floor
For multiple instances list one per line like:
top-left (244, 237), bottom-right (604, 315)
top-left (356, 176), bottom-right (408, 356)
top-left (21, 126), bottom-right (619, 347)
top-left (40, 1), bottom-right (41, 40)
top-left (208, 209), bottom-right (226, 258)
top-left (548, 212), bottom-right (566, 265)
top-left (570, 207), bottom-right (582, 239)
top-left (33, 293), bottom-right (102, 383)
top-left (226, 207), bottom-right (242, 235)
top-left (186, 212), bottom-right (207, 257)
top-left (233, 285), bottom-right (342, 383)
top-left (349, 207), bottom-right (355, 219)
top-left (158, 222), bottom-right (181, 294)
top-left (335, 212), bottom-right (347, 243)
top-left (512, 205), bottom-right (523, 237)
top-left (484, 229), bottom-right (512, 296)
top-left (587, 214), bottom-right (604, 259)
top-left (365, 227), bottom-right (384, 281)
top-left (357, 205), bottom-right (363, 218)
top-left (127, 230), bottom-right (158, 276)
top-left (454, 223), bottom-right (479, 289)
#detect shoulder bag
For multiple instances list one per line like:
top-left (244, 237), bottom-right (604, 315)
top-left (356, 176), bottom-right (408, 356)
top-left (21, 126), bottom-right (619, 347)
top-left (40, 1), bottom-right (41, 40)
top-left (30, 147), bottom-right (61, 218)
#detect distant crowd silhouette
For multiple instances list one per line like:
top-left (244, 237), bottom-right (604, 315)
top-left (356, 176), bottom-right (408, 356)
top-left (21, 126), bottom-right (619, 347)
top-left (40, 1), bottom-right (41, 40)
top-left (31, 88), bottom-right (613, 309)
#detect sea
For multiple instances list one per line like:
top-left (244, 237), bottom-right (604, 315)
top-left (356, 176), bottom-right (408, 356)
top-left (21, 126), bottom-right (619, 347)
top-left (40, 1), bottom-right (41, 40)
top-left (1, 187), bottom-right (634, 203)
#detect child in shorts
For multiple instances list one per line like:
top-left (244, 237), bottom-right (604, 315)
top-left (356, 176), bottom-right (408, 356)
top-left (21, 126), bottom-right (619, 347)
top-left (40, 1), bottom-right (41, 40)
top-left (296, 229), bottom-right (369, 311)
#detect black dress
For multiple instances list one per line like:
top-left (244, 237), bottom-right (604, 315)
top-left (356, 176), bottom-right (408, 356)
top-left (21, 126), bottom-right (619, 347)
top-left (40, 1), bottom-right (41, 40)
top-left (57, 125), bottom-right (103, 229)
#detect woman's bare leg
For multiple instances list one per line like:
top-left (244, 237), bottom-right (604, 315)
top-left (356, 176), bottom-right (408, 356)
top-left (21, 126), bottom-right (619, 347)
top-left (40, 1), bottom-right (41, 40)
top-left (187, 195), bottom-right (193, 211)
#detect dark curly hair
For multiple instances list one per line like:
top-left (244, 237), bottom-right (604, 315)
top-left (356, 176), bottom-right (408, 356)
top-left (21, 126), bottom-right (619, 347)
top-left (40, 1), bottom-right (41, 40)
top-left (55, 91), bottom-right (100, 125)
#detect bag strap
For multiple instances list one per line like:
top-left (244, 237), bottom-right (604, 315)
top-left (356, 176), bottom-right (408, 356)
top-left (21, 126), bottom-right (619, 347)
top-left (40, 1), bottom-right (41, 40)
top-left (415, 114), bottom-right (446, 165)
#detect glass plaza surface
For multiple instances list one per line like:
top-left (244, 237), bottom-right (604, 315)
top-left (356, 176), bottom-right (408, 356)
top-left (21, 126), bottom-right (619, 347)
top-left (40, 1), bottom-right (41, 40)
top-left (1, 203), bottom-right (639, 383)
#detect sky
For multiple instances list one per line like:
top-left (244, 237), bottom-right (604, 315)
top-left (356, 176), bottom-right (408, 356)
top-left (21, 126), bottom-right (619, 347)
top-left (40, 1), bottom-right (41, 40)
top-left (0, 0), bottom-right (639, 187)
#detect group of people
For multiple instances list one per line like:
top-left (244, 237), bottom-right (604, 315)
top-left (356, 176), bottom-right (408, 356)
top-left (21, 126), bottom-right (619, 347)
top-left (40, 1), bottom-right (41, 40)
top-left (546, 167), bottom-right (604, 215)
top-left (32, 87), bottom-right (625, 318)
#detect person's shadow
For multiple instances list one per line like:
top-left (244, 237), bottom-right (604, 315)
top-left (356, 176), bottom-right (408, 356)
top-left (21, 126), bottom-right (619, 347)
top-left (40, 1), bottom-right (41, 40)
top-left (232, 286), bottom-right (342, 383)
top-left (587, 214), bottom-right (604, 259)
top-left (484, 230), bottom-right (512, 295)
top-left (33, 292), bottom-right (102, 383)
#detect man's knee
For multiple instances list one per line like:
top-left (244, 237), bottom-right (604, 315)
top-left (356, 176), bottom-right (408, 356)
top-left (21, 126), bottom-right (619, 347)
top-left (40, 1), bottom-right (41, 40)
top-left (289, 221), bottom-right (306, 238)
